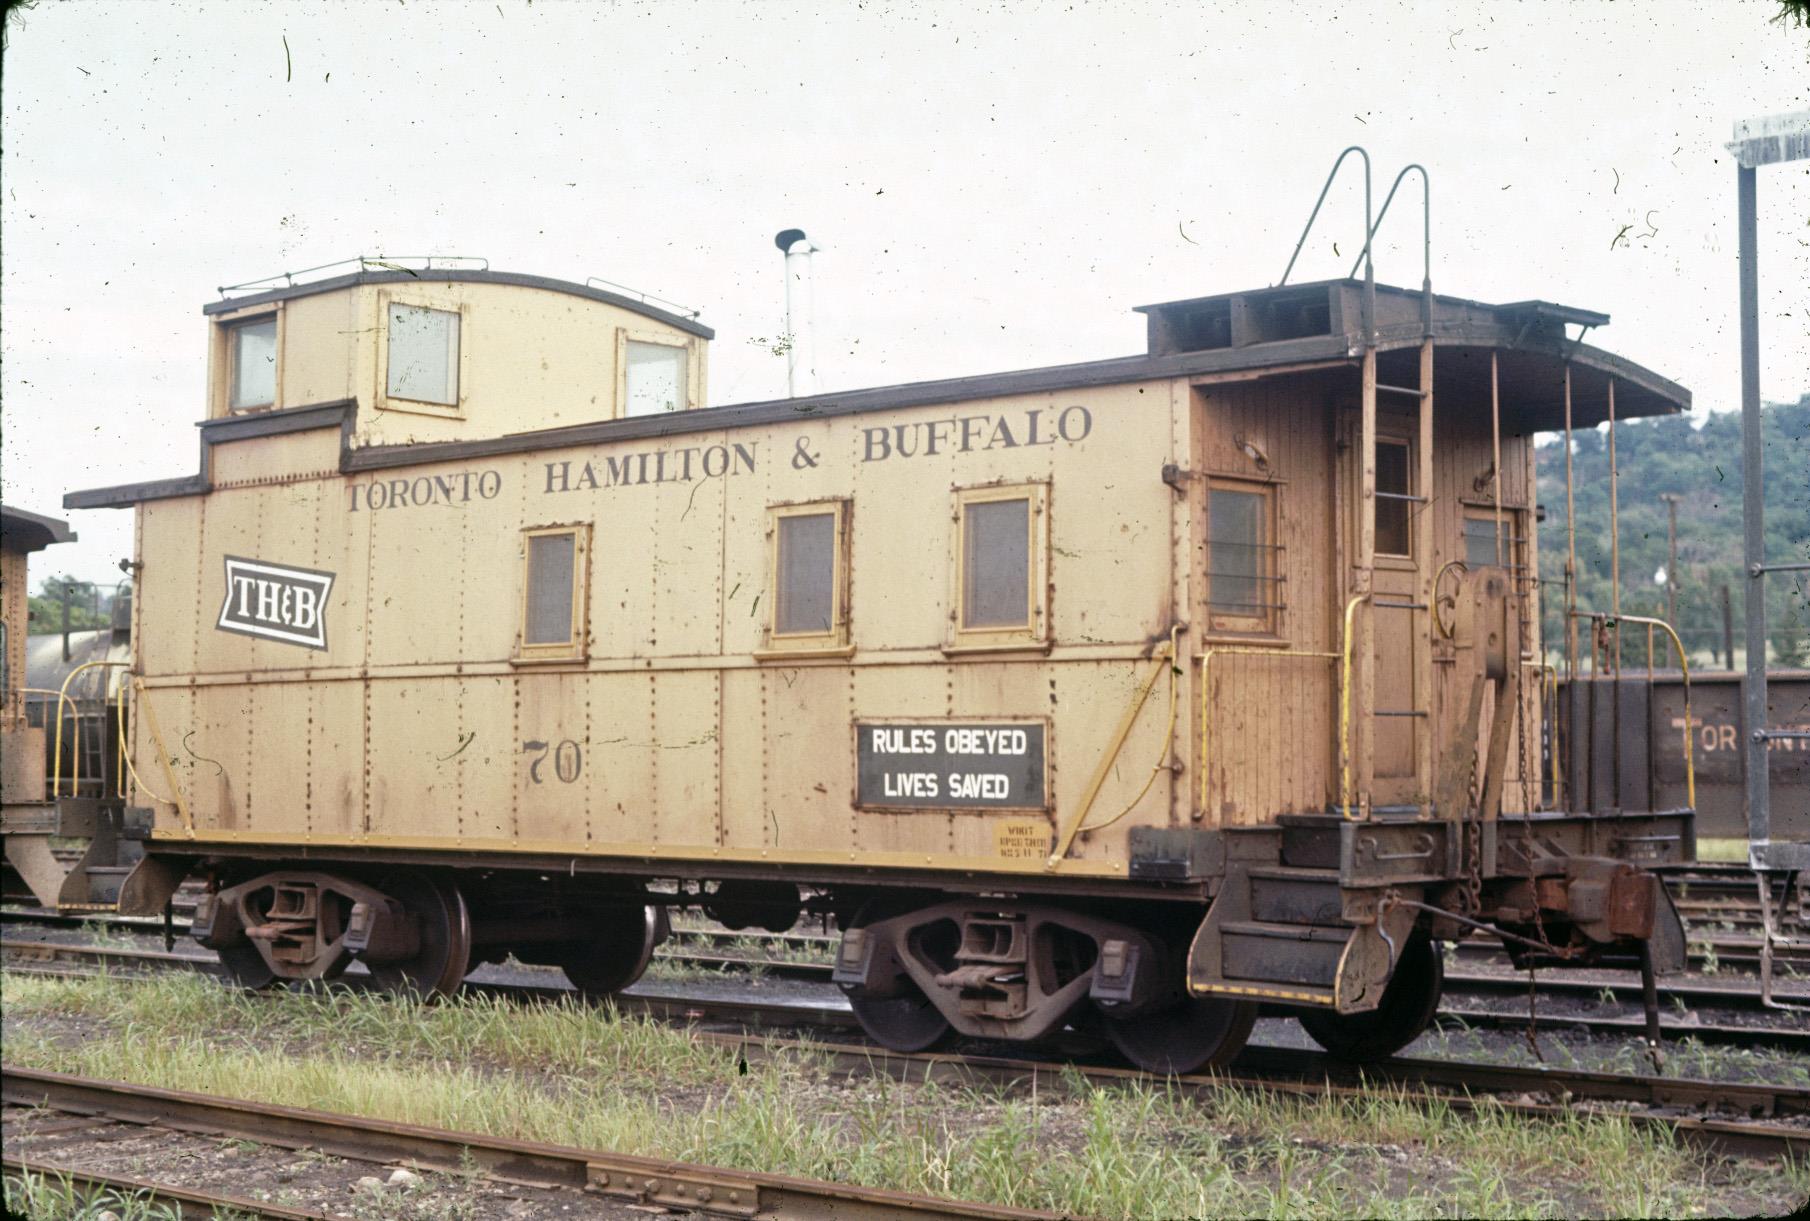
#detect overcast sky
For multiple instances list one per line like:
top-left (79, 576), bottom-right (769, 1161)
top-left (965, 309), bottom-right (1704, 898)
top-left (4, 0), bottom-right (1806, 588)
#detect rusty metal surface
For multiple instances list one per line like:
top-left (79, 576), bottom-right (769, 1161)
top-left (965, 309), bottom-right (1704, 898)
top-left (1, 1066), bottom-right (1060, 1221)
top-left (1560, 671), bottom-right (1809, 840)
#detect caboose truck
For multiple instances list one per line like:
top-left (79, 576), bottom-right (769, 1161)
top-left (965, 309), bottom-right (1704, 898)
top-left (46, 187), bottom-right (1697, 1071)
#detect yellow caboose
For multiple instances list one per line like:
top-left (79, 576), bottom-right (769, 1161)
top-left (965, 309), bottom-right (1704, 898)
top-left (58, 245), bottom-right (1693, 1071)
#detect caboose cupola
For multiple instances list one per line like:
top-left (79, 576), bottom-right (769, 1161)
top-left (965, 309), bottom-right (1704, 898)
top-left (201, 256), bottom-right (713, 446)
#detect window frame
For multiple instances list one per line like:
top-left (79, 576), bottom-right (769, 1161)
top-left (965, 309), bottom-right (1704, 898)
top-left (1373, 435), bottom-right (1415, 560)
top-left (1204, 476), bottom-right (1281, 637)
top-left (616, 328), bottom-right (700, 418)
top-left (212, 303), bottom-right (284, 417)
top-left (376, 292), bottom-right (468, 419)
top-left (758, 498), bottom-right (852, 658)
top-left (1461, 506), bottom-right (1530, 583)
top-left (514, 523), bottom-right (590, 664)
top-left (947, 481), bottom-right (1050, 654)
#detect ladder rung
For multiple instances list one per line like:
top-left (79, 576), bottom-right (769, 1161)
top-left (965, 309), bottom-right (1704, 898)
top-left (1373, 491), bottom-right (1429, 503)
top-left (1372, 599), bottom-right (1428, 610)
top-left (1374, 709), bottom-right (1429, 718)
top-left (1375, 382), bottom-right (1429, 398)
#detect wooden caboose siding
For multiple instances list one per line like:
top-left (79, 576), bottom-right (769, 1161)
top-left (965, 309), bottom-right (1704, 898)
top-left (1189, 370), bottom-right (1343, 826)
top-left (1, 548), bottom-right (27, 723)
top-left (133, 378), bottom-right (1190, 878)
top-left (1426, 392), bottom-right (1541, 812)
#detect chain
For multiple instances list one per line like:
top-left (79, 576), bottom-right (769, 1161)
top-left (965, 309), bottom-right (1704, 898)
top-left (1462, 749), bottom-right (1483, 917)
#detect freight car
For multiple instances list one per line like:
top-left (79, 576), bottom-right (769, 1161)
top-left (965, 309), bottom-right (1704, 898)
top-left (28, 203), bottom-right (1704, 1070)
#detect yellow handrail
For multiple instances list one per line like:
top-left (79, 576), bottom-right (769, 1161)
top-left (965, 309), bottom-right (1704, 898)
top-left (1566, 610), bottom-right (1695, 809)
top-left (1074, 625), bottom-right (1184, 836)
top-left (1339, 593), bottom-right (1371, 820)
top-left (1197, 647), bottom-right (1337, 813)
top-left (1521, 659), bottom-right (1559, 811)
top-left (51, 661), bottom-right (127, 798)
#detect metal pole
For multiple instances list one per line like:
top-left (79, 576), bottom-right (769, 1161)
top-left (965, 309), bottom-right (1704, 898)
top-left (783, 251), bottom-right (798, 398)
top-left (1722, 584), bottom-right (1735, 671)
top-left (1737, 162), bottom-right (1769, 851)
top-left (1608, 379), bottom-right (1622, 808)
top-left (1608, 380), bottom-right (1620, 669)
top-left (1662, 494), bottom-right (1680, 628)
top-left (1564, 368), bottom-right (1579, 683)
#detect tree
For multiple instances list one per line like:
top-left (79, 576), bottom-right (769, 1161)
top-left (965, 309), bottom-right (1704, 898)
top-left (26, 576), bottom-right (110, 634)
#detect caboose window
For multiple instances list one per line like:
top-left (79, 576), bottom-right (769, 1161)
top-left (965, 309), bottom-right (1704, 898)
top-left (1464, 511), bottom-right (1525, 573)
top-left (518, 526), bottom-right (588, 661)
top-left (964, 500), bottom-right (1030, 628)
top-left (228, 318), bottom-right (277, 410)
top-left (763, 500), bottom-right (850, 653)
top-left (1375, 438), bottom-right (1412, 557)
top-left (1207, 480), bottom-right (1278, 633)
top-left (950, 483), bottom-right (1048, 651)
top-left (624, 340), bottom-right (689, 417)
top-left (386, 304), bottom-right (461, 407)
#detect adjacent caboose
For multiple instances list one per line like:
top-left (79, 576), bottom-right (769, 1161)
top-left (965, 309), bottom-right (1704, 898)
top-left (60, 253), bottom-right (1694, 1070)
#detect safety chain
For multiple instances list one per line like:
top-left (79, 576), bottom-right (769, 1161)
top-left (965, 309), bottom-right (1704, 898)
top-left (1462, 751), bottom-right (1484, 916)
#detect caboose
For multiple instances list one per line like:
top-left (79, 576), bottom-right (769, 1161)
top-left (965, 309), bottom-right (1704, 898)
top-left (51, 243), bottom-right (1695, 1072)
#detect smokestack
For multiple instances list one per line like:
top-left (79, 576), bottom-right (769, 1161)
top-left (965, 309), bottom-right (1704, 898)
top-left (774, 228), bottom-right (819, 397)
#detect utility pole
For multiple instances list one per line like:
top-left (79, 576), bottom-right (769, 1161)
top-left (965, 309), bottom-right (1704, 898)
top-left (1728, 108), bottom-right (1810, 874)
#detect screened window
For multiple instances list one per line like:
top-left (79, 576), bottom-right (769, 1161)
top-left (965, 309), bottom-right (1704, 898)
top-left (229, 318), bottom-right (277, 410)
top-left (777, 514), bottom-right (835, 634)
top-left (387, 304), bottom-right (461, 406)
top-left (964, 499), bottom-right (1030, 629)
top-left (1375, 439), bottom-right (1411, 557)
top-left (765, 501), bottom-right (848, 651)
top-left (1464, 512), bottom-right (1524, 573)
top-left (625, 340), bottom-right (689, 417)
top-left (1207, 482), bottom-right (1277, 631)
top-left (518, 527), bottom-right (587, 660)
top-left (951, 484), bottom-right (1047, 649)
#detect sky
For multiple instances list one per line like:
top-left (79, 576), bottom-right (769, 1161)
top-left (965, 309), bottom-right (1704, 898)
top-left (3, 0), bottom-right (1806, 588)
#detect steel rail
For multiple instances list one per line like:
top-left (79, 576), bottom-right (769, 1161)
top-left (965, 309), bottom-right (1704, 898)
top-left (2, 1065), bottom-right (1059, 1221)
top-left (2, 1153), bottom-right (325, 1220)
top-left (11, 938), bottom-right (1804, 1054)
top-left (5, 939), bottom-right (1806, 1154)
top-left (8, 926), bottom-right (1807, 1022)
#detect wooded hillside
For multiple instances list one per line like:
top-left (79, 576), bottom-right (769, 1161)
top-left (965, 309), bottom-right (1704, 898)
top-left (1534, 395), bottom-right (1810, 667)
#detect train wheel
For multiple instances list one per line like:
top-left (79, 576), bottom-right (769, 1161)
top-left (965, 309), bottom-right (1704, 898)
top-left (368, 872), bottom-right (471, 999)
top-left (558, 906), bottom-right (663, 998)
top-left (842, 900), bottom-right (953, 1054)
top-left (1298, 932), bottom-right (1443, 1063)
top-left (217, 941), bottom-right (278, 990)
top-left (1103, 995), bottom-right (1257, 1075)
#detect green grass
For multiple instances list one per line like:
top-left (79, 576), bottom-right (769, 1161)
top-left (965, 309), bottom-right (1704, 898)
top-left (2, 1168), bottom-right (186, 1220)
top-left (3, 970), bottom-right (1802, 1219)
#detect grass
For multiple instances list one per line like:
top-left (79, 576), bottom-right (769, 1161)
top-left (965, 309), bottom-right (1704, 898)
top-left (3, 970), bottom-right (1803, 1219)
top-left (1419, 1019), bottom-right (1810, 1088)
top-left (2, 1168), bottom-right (187, 1220)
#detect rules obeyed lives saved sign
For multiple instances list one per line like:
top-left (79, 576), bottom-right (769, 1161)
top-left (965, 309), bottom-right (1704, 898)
top-left (855, 721), bottom-right (1048, 811)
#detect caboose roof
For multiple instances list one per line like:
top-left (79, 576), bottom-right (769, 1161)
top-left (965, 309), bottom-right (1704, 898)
top-left (201, 268), bottom-right (716, 340)
top-left (65, 276), bottom-right (1689, 509)
top-left (1, 503), bottom-right (76, 552)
